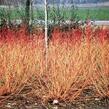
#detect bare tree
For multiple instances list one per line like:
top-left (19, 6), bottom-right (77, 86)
top-left (70, 0), bottom-right (78, 21)
top-left (30, 0), bottom-right (34, 23)
top-left (7, 2), bottom-right (11, 26)
top-left (57, 0), bottom-right (61, 24)
top-left (25, 0), bottom-right (31, 29)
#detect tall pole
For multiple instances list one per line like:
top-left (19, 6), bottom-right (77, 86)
top-left (44, 0), bottom-right (48, 70)
top-left (45, 0), bottom-right (48, 49)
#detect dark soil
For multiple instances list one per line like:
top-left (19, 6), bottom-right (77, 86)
top-left (0, 95), bottom-right (109, 109)
top-left (0, 86), bottom-right (109, 109)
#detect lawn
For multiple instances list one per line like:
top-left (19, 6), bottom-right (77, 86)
top-left (0, 6), bottom-right (109, 21)
top-left (76, 7), bottom-right (109, 20)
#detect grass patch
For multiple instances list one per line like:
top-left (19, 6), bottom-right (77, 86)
top-left (0, 7), bottom-right (109, 21)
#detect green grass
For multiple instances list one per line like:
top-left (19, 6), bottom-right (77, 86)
top-left (77, 7), bottom-right (109, 20)
top-left (33, 7), bottom-right (109, 20)
top-left (0, 7), bottom-right (109, 21)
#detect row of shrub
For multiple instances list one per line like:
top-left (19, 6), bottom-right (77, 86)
top-left (0, 26), bottom-right (109, 103)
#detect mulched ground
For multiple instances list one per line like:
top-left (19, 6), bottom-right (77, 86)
top-left (0, 85), bottom-right (109, 109)
top-left (0, 95), bottom-right (109, 109)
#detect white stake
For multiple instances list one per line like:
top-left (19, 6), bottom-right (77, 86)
top-left (44, 0), bottom-right (48, 70)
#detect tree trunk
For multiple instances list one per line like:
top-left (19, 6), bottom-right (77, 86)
top-left (25, 0), bottom-right (31, 32)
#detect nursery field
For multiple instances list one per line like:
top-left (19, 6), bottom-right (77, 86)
top-left (0, 25), bottom-right (109, 108)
